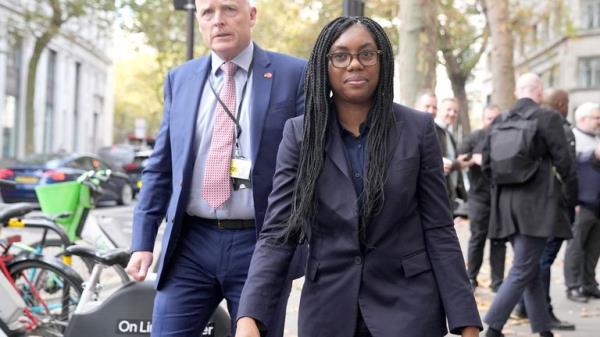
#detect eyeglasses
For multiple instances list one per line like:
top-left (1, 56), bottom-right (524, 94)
top-left (327, 50), bottom-right (382, 68)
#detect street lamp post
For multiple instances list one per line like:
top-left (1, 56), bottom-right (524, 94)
top-left (173, 0), bottom-right (196, 60)
top-left (343, 0), bottom-right (365, 16)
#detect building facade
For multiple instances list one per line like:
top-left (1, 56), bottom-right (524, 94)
top-left (0, 0), bottom-right (114, 159)
top-left (480, 0), bottom-right (600, 116)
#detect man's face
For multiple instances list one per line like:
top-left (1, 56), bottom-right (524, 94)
top-left (195, 0), bottom-right (256, 61)
top-left (482, 107), bottom-right (501, 129)
top-left (580, 108), bottom-right (600, 134)
top-left (439, 99), bottom-right (459, 126)
top-left (415, 94), bottom-right (437, 117)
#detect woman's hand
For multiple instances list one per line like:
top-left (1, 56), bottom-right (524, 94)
top-left (235, 317), bottom-right (261, 337)
top-left (461, 326), bottom-right (480, 337)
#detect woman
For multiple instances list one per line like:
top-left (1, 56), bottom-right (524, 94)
top-left (235, 17), bottom-right (482, 337)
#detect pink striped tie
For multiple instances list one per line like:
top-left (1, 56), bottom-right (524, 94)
top-left (202, 62), bottom-right (237, 209)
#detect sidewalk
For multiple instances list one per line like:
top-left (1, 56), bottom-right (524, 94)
top-left (453, 219), bottom-right (600, 337)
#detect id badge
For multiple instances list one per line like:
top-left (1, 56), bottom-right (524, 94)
top-left (230, 157), bottom-right (252, 180)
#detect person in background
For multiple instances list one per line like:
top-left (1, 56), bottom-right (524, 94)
top-left (416, 92), bottom-right (470, 210)
top-left (458, 104), bottom-right (506, 293)
top-left (564, 102), bottom-right (600, 303)
top-left (482, 73), bottom-right (577, 337)
top-left (513, 88), bottom-right (578, 331)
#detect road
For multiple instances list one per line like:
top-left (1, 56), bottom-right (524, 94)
top-left (6, 202), bottom-right (599, 336)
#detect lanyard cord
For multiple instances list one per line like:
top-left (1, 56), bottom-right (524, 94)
top-left (208, 59), bottom-right (254, 143)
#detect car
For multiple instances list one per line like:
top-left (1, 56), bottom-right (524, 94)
top-left (0, 153), bottom-right (134, 206)
top-left (97, 145), bottom-right (152, 196)
top-left (124, 149), bottom-right (152, 195)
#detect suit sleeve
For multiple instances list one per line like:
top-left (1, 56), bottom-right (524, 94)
top-left (130, 71), bottom-right (174, 252)
top-left (294, 63), bottom-right (307, 117)
top-left (542, 112), bottom-right (578, 207)
top-left (237, 119), bottom-right (300, 330)
top-left (417, 115), bottom-right (483, 334)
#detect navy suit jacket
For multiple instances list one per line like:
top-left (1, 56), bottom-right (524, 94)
top-left (131, 45), bottom-right (306, 289)
top-left (238, 104), bottom-right (482, 337)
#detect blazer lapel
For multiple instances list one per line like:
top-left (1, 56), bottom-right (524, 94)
top-left (250, 45), bottom-right (272, 164)
top-left (325, 117), bottom-right (352, 181)
top-left (174, 57), bottom-right (211, 175)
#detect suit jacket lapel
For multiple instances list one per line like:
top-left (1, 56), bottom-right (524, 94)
top-left (174, 57), bottom-right (211, 176)
top-left (250, 45), bottom-right (272, 164)
top-left (325, 116), bottom-right (352, 181)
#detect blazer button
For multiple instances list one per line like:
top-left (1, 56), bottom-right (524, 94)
top-left (354, 256), bottom-right (362, 265)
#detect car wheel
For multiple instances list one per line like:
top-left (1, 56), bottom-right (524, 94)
top-left (118, 183), bottom-right (133, 206)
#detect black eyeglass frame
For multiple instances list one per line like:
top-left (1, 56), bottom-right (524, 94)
top-left (326, 50), bottom-right (383, 68)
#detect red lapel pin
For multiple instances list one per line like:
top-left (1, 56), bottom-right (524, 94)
top-left (264, 72), bottom-right (272, 79)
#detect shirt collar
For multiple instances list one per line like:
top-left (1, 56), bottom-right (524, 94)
top-left (210, 42), bottom-right (254, 77)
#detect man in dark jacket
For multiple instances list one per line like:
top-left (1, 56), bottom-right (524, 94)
top-left (482, 73), bottom-right (577, 337)
top-left (458, 104), bottom-right (506, 292)
top-left (513, 88), bottom-right (578, 330)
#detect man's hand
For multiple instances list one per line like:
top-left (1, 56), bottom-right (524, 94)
top-left (457, 154), bottom-right (474, 170)
top-left (471, 153), bottom-right (482, 166)
top-left (461, 326), bottom-right (480, 337)
top-left (442, 157), bottom-right (453, 175)
top-left (235, 317), bottom-right (261, 337)
top-left (126, 251), bottom-right (153, 281)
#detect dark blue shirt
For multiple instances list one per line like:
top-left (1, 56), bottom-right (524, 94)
top-left (339, 122), bottom-right (369, 200)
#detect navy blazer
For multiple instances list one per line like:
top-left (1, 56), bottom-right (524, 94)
top-left (131, 45), bottom-right (306, 289)
top-left (238, 104), bottom-right (482, 337)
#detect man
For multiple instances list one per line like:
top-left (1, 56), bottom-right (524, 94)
top-left (458, 104), bottom-right (506, 292)
top-left (564, 102), bottom-right (600, 301)
top-left (125, 0), bottom-right (306, 336)
top-left (514, 88), bottom-right (578, 330)
top-left (415, 91), bottom-right (469, 208)
top-left (482, 73), bottom-right (577, 337)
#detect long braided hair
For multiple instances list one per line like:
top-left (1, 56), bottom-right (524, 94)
top-left (281, 16), bottom-right (396, 244)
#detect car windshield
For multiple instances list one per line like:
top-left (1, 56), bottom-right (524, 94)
top-left (18, 153), bottom-right (66, 168)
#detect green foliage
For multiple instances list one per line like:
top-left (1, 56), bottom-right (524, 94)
top-left (116, 0), bottom-right (399, 138)
top-left (438, 0), bottom-right (487, 79)
top-left (113, 55), bottom-right (165, 142)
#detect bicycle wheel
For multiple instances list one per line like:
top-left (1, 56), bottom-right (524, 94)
top-left (8, 257), bottom-right (83, 337)
top-left (32, 238), bottom-right (130, 285)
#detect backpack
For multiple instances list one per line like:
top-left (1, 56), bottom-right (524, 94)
top-left (489, 106), bottom-right (540, 185)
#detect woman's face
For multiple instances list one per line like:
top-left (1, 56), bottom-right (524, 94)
top-left (327, 24), bottom-right (380, 107)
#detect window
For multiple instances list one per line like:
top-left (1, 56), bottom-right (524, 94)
top-left (581, 0), bottom-right (600, 29)
top-left (3, 33), bottom-right (22, 158)
top-left (73, 62), bottom-right (81, 150)
top-left (578, 56), bottom-right (600, 88)
top-left (44, 50), bottom-right (57, 153)
top-left (541, 65), bottom-right (560, 88)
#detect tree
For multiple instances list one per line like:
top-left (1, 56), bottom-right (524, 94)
top-left (481, 0), bottom-right (515, 110)
top-left (21, 0), bottom-right (115, 154)
top-left (397, 0), bottom-right (438, 106)
top-left (118, 0), bottom-right (399, 138)
top-left (114, 54), bottom-right (164, 143)
top-left (438, 0), bottom-right (488, 135)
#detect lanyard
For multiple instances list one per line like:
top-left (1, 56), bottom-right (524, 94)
top-left (208, 60), bottom-right (254, 145)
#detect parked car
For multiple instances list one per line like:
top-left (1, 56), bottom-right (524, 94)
top-left (126, 149), bottom-right (152, 195)
top-left (0, 153), bottom-right (134, 205)
top-left (97, 145), bottom-right (152, 196)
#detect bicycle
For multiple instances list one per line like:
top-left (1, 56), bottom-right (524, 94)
top-left (1, 179), bottom-right (84, 337)
top-left (4, 171), bottom-right (129, 283)
top-left (62, 244), bottom-right (230, 337)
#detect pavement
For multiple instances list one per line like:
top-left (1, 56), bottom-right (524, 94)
top-left (5, 202), bottom-right (600, 337)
